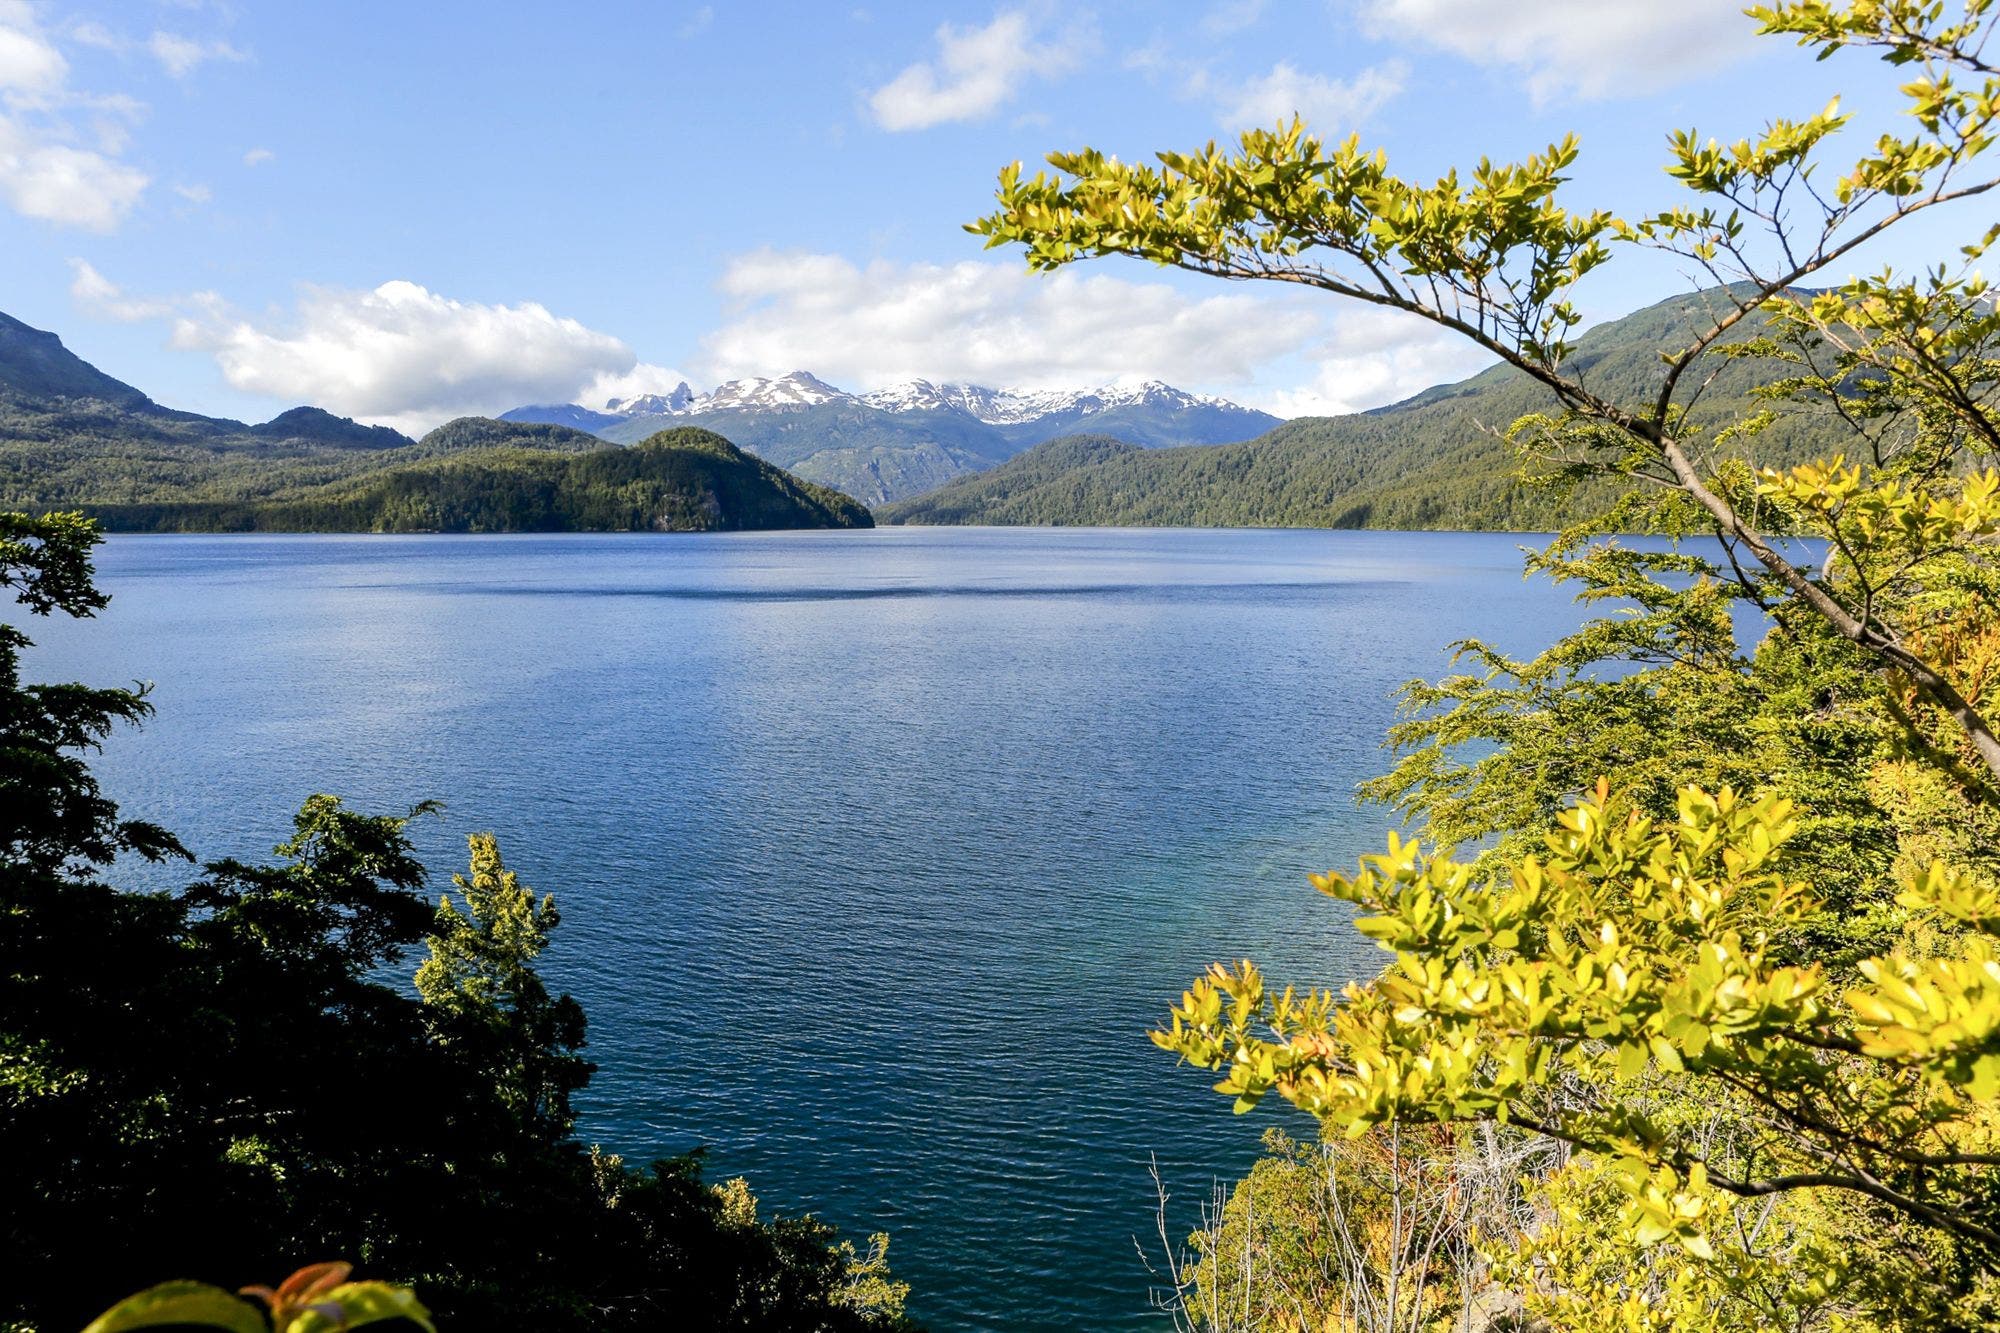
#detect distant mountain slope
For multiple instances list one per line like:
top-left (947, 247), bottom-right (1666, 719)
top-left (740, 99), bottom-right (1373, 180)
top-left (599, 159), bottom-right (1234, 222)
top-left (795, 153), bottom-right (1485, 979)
top-left (0, 311), bottom-right (154, 408)
top-left (503, 373), bottom-right (1282, 503)
top-left (882, 290), bottom-right (1842, 531)
top-left (250, 406), bottom-right (413, 450)
top-left (0, 311), bottom-right (433, 510)
top-left (496, 403), bottom-right (624, 433)
top-left (0, 311), bottom-right (869, 533)
top-left (877, 435), bottom-right (1145, 526)
top-left (598, 400), bottom-right (1010, 505)
top-left (89, 428), bottom-right (873, 533)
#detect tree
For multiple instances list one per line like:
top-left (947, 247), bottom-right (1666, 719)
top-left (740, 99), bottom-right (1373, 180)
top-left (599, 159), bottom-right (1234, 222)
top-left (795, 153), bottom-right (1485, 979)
top-left (417, 833), bottom-right (590, 1142)
top-left (974, 1), bottom-right (2000, 782)
top-left (0, 514), bottom-right (920, 1332)
top-left (977, 0), bottom-right (2000, 1324)
top-left (1146, 1125), bottom-right (1547, 1333)
top-left (1154, 785), bottom-right (2000, 1323)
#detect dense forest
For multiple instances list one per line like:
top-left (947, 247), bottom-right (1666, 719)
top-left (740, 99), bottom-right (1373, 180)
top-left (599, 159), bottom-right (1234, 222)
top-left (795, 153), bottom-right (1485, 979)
top-left (882, 289), bottom-right (1844, 530)
top-left (89, 429), bottom-right (873, 533)
top-left (0, 319), bottom-right (870, 533)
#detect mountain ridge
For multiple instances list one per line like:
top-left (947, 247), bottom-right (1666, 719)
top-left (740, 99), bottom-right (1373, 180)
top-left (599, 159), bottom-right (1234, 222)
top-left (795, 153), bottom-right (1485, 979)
top-left (0, 312), bottom-right (870, 533)
top-left (500, 372), bottom-right (1283, 504)
top-left (879, 288), bottom-right (1846, 532)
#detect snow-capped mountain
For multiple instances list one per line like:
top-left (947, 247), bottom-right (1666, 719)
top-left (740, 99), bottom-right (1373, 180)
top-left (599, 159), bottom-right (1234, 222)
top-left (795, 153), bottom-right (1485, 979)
top-left (515, 371), bottom-right (1271, 428)
top-left (696, 370), bottom-right (848, 413)
top-left (498, 371), bottom-right (1283, 506)
top-left (605, 382), bottom-right (695, 415)
top-left (859, 378), bottom-right (1251, 426)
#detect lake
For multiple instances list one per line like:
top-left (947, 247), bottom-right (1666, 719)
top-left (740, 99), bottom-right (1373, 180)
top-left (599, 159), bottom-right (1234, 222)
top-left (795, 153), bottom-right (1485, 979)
top-left (28, 526), bottom-right (1595, 1332)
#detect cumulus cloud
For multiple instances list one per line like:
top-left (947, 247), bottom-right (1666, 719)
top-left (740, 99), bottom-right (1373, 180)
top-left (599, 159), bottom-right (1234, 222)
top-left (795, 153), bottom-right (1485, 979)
top-left (0, 3), bottom-right (149, 230)
top-left (68, 257), bottom-right (173, 322)
top-left (701, 249), bottom-right (1323, 392)
top-left (1355, 0), bottom-right (1758, 103)
top-left (1257, 305), bottom-right (1493, 417)
top-left (70, 252), bottom-right (1500, 428)
top-left (1212, 59), bottom-right (1406, 131)
top-left (147, 31), bottom-right (246, 78)
top-left (578, 361), bottom-right (695, 410)
top-left (701, 250), bottom-right (1504, 419)
top-left (242, 145), bottom-right (274, 166)
top-left (168, 280), bottom-right (654, 435)
top-left (0, 131), bottom-right (147, 229)
top-left (0, 6), bottom-right (67, 97)
top-left (867, 10), bottom-right (1087, 131)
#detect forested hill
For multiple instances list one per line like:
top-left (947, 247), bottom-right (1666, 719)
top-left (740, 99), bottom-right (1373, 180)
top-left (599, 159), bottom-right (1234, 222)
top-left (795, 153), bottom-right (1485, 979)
top-left (86, 427), bottom-right (874, 533)
top-left (0, 312), bottom-right (871, 532)
top-left (881, 289), bottom-right (1840, 531)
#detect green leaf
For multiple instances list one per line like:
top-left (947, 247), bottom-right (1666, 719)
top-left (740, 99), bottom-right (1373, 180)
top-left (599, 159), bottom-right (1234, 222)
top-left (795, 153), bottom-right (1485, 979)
top-left (288, 1283), bottom-right (436, 1333)
top-left (83, 1282), bottom-right (269, 1333)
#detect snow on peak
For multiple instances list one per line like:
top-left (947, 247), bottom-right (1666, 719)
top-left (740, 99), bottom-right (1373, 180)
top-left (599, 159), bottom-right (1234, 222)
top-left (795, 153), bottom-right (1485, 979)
top-left (699, 370), bottom-right (851, 413)
top-left (585, 371), bottom-right (1264, 423)
top-left (854, 378), bottom-right (1250, 424)
top-left (858, 379), bottom-right (953, 413)
top-left (606, 381), bottom-right (695, 415)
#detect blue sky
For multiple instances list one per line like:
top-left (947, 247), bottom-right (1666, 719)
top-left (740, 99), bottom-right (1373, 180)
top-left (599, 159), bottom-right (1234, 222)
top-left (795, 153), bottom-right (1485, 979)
top-left (1, 0), bottom-right (1987, 433)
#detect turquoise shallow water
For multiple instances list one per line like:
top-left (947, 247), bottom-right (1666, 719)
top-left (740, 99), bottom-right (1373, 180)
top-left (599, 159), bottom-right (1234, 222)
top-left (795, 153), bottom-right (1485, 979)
top-left (28, 526), bottom-right (1593, 1332)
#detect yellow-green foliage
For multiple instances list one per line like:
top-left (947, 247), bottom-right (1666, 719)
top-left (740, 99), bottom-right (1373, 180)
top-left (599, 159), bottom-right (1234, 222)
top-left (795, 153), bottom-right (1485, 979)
top-left (976, 0), bottom-right (2000, 789)
top-left (1155, 784), bottom-right (2000, 1321)
top-left (83, 1264), bottom-right (432, 1333)
top-left (971, 0), bottom-right (2000, 1324)
top-left (1489, 1160), bottom-right (1848, 1333)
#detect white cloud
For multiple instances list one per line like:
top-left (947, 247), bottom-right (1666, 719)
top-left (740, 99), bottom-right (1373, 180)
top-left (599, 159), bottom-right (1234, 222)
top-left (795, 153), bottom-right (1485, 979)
top-left (578, 361), bottom-right (695, 410)
top-left (701, 249), bottom-right (1322, 392)
top-left (1213, 59), bottom-right (1406, 131)
top-left (242, 145), bottom-right (273, 166)
top-left (0, 124), bottom-right (147, 230)
top-left (172, 180), bottom-right (210, 203)
top-left (67, 20), bottom-right (125, 53)
top-left (0, 6), bottom-right (67, 97)
top-left (68, 258), bottom-right (172, 321)
top-left (70, 253), bottom-right (1503, 429)
top-left (1257, 305), bottom-right (1493, 417)
top-left (147, 31), bottom-right (246, 78)
top-left (703, 250), bottom-right (1504, 418)
top-left (0, 3), bottom-right (148, 229)
top-left (1355, 0), bottom-right (1757, 103)
top-left (169, 280), bottom-right (649, 435)
top-left (867, 10), bottom-right (1087, 131)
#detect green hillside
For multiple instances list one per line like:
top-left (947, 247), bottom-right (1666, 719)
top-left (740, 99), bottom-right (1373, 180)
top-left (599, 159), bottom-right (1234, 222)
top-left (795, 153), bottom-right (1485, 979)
top-left (87, 428), bottom-right (873, 533)
top-left (0, 404), bottom-right (603, 511)
top-left (0, 313), bottom-right (872, 532)
top-left (599, 400), bottom-right (1009, 504)
top-left (882, 290), bottom-right (1840, 530)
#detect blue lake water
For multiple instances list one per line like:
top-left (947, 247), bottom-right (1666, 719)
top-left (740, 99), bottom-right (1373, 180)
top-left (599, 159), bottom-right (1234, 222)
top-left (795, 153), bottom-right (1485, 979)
top-left (28, 526), bottom-right (1596, 1332)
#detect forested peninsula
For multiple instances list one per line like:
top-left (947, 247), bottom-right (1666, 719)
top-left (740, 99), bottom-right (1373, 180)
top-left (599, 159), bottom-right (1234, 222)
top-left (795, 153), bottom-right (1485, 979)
top-left (0, 314), bottom-right (870, 533)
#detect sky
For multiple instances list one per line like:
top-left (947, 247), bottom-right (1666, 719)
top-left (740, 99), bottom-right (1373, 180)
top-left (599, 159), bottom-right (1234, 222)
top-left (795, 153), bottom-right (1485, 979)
top-left (0, 0), bottom-right (1989, 435)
